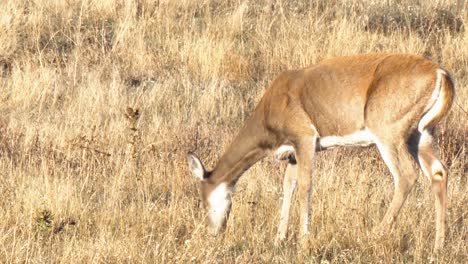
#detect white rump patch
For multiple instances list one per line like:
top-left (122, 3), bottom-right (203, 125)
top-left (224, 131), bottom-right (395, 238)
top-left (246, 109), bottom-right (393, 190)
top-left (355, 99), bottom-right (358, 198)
top-left (419, 129), bottom-right (433, 147)
top-left (208, 183), bottom-right (232, 231)
top-left (418, 69), bottom-right (445, 132)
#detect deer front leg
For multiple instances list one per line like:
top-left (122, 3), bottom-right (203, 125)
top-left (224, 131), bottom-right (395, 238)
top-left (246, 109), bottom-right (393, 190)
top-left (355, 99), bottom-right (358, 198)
top-left (295, 135), bottom-right (317, 242)
top-left (276, 161), bottom-right (297, 243)
top-left (281, 108), bottom-right (318, 248)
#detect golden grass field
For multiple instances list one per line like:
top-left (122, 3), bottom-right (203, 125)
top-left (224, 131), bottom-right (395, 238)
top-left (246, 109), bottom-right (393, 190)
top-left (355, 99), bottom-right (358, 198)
top-left (0, 0), bottom-right (466, 263)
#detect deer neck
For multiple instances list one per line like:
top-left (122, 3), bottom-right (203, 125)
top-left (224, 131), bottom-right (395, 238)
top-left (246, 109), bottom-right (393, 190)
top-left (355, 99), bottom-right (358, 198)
top-left (210, 112), bottom-right (270, 187)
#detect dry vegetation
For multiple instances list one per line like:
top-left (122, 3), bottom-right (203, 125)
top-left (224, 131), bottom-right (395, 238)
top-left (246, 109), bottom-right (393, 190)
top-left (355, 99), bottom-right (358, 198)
top-left (0, 0), bottom-right (466, 263)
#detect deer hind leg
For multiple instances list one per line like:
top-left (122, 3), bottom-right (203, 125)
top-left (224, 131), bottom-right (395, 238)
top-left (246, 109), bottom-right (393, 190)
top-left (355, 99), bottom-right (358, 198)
top-left (417, 129), bottom-right (447, 250)
top-left (276, 159), bottom-right (297, 242)
top-left (374, 135), bottom-right (419, 233)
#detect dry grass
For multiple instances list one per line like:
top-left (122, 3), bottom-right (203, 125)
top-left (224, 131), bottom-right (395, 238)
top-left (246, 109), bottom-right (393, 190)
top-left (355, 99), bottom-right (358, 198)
top-left (0, 0), bottom-right (466, 263)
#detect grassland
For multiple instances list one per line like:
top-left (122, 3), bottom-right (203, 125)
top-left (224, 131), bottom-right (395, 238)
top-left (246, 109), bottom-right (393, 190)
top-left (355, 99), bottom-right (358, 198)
top-left (0, 0), bottom-right (466, 263)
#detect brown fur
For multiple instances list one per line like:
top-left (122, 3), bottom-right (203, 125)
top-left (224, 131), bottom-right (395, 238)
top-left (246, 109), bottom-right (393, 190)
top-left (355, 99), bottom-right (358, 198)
top-left (188, 53), bottom-right (455, 249)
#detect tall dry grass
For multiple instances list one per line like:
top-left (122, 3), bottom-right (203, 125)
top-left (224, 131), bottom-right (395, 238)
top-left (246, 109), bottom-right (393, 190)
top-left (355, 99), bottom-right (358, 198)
top-left (0, 0), bottom-right (466, 263)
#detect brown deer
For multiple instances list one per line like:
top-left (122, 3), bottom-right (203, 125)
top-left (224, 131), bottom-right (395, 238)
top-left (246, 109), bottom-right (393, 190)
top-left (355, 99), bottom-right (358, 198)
top-left (187, 54), bottom-right (454, 250)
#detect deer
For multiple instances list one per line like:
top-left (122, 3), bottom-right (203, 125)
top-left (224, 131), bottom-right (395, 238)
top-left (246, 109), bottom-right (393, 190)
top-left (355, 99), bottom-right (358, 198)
top-left (186, 53), bottom-right (455, 250)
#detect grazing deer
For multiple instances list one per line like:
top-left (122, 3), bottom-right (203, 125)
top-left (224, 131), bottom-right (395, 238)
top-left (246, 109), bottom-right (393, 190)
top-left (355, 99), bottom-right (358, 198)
top-left (187, 54), bottom-right (454, 250)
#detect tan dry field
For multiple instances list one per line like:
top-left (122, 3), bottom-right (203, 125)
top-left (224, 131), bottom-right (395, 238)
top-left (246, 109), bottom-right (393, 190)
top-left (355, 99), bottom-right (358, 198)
top-left (0, 0), bottom-right (466, 263)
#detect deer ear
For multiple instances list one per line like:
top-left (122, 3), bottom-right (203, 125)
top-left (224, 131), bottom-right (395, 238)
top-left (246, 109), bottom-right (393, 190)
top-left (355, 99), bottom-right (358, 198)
top-left (187, 153), bottom-right (206, 181)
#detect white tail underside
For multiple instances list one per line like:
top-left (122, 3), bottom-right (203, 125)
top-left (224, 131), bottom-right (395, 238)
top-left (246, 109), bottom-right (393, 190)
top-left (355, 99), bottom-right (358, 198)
top-left (418, 69), bottom-right (446, 132)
